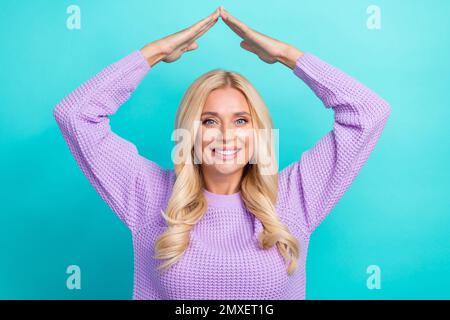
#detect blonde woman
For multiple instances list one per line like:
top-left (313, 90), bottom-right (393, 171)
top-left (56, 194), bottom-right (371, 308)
top-left (53, 6), bottom-right (391, 299)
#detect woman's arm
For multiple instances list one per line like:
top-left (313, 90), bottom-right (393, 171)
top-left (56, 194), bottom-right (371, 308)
top-left (219, 7), bottom-right (391, 235)
top-left (278, 51), bottom-right (391, 235)
top-left (53, 50), bottom-right (171, 232)
top-left (53, 8), bottom-right (221, 232)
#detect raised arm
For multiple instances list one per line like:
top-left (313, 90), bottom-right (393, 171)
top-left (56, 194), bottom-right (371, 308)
top-left (53, 8), bottom-right (221, 232)
top-left (218, 7), bottom-right (391, 235)
top-left (279, 52), bottom-right (391, 235)
top-left (53, 50), bottom-right (172, 232)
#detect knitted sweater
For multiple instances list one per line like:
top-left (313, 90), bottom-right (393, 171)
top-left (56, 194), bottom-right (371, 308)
top-left (53, 49), bottom-right (391, 300)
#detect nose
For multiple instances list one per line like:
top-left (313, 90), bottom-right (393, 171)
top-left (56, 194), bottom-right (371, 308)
top-left (218, 124), bottom-right (237, 146)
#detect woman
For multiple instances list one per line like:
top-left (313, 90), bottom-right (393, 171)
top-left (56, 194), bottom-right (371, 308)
top-left (53, 6), bottom-right (391, 300)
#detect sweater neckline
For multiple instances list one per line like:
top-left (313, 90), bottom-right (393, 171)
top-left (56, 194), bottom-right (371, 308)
top-left (203, 188), bottom-right (244, 208)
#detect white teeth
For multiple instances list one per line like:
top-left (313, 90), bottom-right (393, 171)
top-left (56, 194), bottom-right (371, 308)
top-left (214, 149), bottom-right (240, 155)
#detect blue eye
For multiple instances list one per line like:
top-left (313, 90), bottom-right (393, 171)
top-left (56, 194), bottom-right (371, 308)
top-left (202, 119), bottom-right (216, 126)
top-left (236, 118), bottom-right (248, 125)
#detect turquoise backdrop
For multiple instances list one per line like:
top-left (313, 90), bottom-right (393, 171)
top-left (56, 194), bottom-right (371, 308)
top-left (1, 0), bottom-right (449, 299)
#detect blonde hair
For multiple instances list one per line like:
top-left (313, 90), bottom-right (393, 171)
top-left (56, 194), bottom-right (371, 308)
top-left (154, 68), bottom-right (300, 274)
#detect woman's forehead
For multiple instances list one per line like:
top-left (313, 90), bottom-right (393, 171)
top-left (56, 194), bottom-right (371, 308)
top-left (203, 87), bottom-right (250, 114)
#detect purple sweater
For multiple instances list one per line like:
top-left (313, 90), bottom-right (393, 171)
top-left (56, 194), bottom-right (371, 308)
top-left (53, 50), bottom-right (390, 300)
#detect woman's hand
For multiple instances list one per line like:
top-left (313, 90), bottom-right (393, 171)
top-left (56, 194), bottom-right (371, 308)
top-left (140, 7), bottom-right (221, 67)
top-left (219, 6), bottom-right (304, 70)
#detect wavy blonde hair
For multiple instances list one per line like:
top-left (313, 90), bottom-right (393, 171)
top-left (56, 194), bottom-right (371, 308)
top-left (154, 68), bottom-right (300, 274)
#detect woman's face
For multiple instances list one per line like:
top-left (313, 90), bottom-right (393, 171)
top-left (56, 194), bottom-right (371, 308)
top-left (197, 86), bottom-right (254, 176)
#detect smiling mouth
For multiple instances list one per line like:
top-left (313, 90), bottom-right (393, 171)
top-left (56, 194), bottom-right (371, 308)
top-left (211, 147), bottom-right (242, 159)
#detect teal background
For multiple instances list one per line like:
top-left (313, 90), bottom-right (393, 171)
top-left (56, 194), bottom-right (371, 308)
top-left (1, 0), bottom-right (449, 299)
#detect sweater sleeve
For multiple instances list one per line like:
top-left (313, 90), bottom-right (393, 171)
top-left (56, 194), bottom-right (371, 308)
top-left (53, 50), bottom-right (172, 232)
top-left (278, 52), bottom-right (391, 235)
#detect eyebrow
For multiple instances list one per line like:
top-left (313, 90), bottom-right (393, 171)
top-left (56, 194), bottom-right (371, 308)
top-left (201, 111), bottom-right (251, 117)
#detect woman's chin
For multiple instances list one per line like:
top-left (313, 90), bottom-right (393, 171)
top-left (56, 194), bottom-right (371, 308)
top-left (210, 163), bottom-right (245, 176)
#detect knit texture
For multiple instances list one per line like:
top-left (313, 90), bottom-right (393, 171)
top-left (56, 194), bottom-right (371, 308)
top-left (53, 50), bottom-right (391, 300)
